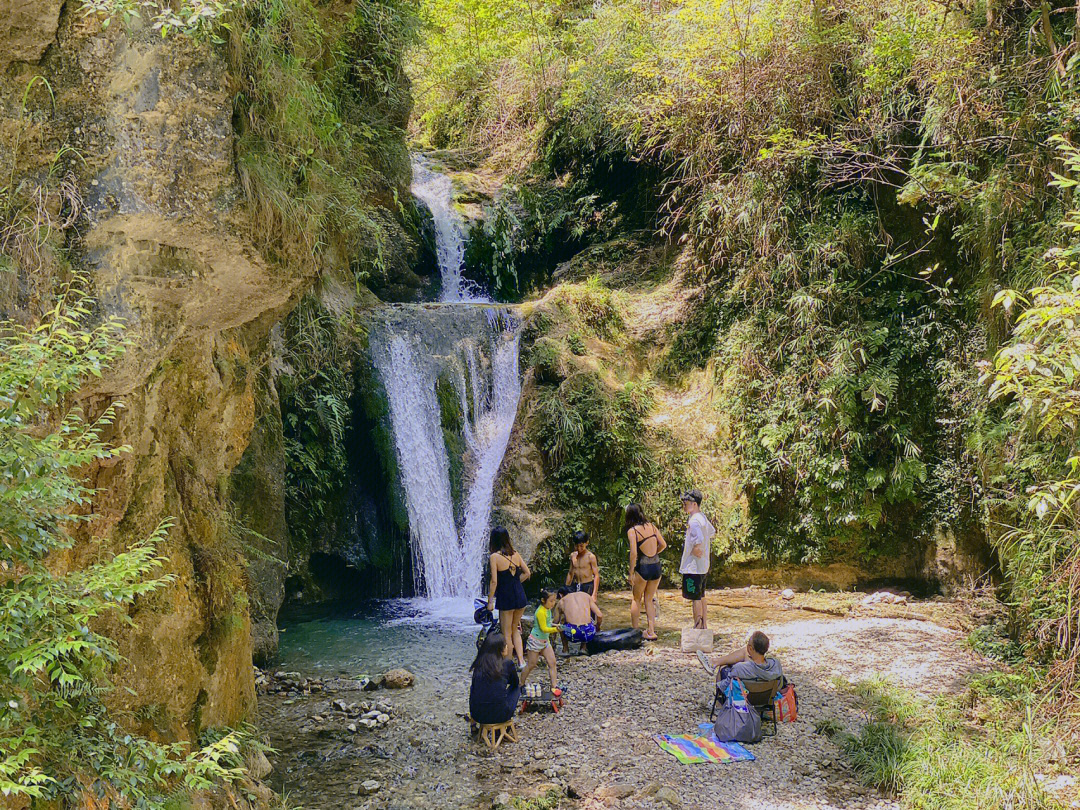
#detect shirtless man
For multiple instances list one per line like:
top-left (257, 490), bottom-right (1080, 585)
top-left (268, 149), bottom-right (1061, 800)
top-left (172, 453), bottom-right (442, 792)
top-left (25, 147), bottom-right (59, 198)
top-left (555, 587), bottom-right (603, 653)
top-left (565, 531), bottom-right (600, 599)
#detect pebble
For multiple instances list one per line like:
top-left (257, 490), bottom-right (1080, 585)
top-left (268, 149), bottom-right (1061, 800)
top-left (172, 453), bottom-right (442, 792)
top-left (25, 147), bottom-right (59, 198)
top-left (258, 598), bottom-right (978, 810)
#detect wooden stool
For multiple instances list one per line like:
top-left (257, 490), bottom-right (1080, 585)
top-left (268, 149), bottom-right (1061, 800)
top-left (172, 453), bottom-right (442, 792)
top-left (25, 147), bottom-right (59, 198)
top-left (465, 715), bottom-right (518, 749)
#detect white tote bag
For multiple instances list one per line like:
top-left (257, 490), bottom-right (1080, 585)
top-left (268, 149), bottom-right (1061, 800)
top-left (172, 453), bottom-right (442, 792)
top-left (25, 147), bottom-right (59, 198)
top-left (680, 625), bottom-right (714, 653)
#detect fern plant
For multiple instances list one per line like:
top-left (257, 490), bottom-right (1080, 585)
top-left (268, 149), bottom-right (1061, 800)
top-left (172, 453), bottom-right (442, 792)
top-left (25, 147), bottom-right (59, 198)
top-left (0, 280), bottom-right (246, 805)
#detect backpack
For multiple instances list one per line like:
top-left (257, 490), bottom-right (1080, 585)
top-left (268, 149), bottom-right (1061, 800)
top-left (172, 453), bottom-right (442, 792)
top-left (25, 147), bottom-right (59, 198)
top-left (774, 683), bottom-right (798, 722)
top-left (712, 677), bottom-right (762, 744)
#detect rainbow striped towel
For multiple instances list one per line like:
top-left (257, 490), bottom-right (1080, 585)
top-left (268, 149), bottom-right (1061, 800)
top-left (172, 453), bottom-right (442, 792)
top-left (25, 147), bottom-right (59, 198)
top-left (652, 734), bottom-right (756, 764)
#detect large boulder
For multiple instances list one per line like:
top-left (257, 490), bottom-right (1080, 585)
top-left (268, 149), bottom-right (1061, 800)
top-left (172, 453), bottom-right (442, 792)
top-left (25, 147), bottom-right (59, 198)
top-left (381, 668), bottom-right (416, 689)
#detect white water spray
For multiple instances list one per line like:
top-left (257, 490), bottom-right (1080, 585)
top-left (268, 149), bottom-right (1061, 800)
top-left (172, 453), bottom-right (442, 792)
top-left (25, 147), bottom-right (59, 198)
top-left (370, 315), bottom-right (521, 600)
top-left (410, 154), bottom-right (485, 303)
top-left (369, 156), bottom-right (522, 603)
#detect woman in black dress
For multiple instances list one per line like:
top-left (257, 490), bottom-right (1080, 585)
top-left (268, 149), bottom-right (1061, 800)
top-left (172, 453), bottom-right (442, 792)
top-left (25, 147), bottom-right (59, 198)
top-left (487, 526), bottom-right (530, 667)
top-left (469, 631), bottom-right (520, 725)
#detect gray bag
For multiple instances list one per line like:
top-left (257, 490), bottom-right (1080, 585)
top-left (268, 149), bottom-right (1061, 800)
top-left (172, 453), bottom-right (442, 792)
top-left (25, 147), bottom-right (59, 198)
top-left (712, 677), bottom-right (763, 743)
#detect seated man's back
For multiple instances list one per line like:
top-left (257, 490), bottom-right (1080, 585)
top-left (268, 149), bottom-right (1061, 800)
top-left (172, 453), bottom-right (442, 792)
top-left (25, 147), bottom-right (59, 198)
top-left (731, 656), bottom-right (782, 682)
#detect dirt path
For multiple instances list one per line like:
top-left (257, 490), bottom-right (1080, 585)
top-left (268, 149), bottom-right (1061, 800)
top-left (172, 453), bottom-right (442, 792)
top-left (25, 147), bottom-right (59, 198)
top-left (259, 589), bottom-right (988, 809)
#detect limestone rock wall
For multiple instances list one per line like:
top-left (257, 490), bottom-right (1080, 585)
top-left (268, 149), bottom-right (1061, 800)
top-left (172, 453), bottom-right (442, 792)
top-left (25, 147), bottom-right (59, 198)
top-left (0, 3), bottom-right (412, 740)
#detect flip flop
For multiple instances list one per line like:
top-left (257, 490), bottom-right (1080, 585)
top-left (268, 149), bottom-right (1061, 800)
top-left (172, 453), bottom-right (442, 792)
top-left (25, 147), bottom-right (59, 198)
top-left (642, 632), bottom-right (658, 641)
top-left (696, 649), bottom-right (716, 675)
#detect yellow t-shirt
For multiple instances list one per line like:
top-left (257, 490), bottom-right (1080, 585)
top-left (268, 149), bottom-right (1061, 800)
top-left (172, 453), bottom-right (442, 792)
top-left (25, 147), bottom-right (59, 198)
top-left (531, 605), bottom-right (559, 640)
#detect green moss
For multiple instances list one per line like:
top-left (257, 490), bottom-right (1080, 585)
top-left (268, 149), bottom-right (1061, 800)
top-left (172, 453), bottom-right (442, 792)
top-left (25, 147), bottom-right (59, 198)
top-left (528, 336), bottom-right (566, 384)
top-left (436, 373), bottom-right (466, 519)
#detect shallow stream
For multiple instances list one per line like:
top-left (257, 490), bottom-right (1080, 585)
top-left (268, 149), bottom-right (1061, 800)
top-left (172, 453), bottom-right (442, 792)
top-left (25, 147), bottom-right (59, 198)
top-left (277, 598), bottom-right (482, 678)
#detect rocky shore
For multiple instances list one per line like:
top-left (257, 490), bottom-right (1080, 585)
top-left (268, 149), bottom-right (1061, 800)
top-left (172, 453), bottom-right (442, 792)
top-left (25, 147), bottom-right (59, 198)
top-left (258, 589), bottom-right (988, 809)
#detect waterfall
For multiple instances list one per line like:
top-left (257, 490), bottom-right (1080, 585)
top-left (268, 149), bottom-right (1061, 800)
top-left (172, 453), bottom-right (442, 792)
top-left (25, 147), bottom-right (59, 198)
top-left (368, 156), bottom-right (522, 604)
top-left (410, 154), bottom-right (485, 303)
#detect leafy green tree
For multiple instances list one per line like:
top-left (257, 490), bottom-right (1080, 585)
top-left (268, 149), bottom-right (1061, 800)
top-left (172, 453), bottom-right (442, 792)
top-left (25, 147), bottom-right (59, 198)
top-left (983, 135), bottom-right (1080, 691)
top-left (0, 281), bottom-right (244, 805)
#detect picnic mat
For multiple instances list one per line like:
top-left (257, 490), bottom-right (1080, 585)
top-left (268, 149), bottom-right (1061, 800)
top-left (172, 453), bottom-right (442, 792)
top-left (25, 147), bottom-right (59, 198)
top-left (652, 734), bottom-right (756, 764)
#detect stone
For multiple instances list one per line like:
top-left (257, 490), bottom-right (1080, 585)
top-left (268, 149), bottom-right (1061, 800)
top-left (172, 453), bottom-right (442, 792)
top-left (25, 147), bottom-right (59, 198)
top-left (358, 780), bottom-right (380, 795)
top-left (382, 668), bottom-right (416, 689)
top-left (0, 0), bottom-right (64, 69)
top-left (495, 792), bottom-right (512, 807)
top-left (655, 787), bottom-right (681, 807)
top-left (781, 588), bottom-right (795, 600)
top-left (246, 750), bottom-right (272, 780)
top-left (597, 784), bottom-right (635, 799)
top-left (347, 723), bottom-right (357, 732)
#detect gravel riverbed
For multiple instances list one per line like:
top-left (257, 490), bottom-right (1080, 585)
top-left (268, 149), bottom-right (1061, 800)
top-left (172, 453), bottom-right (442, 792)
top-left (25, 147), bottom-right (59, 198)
top-left (258, 589), bottom-right (988, 809)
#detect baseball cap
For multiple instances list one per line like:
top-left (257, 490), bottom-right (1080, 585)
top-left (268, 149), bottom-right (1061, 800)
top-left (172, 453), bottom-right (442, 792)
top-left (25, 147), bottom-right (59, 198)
top-left (680, 489), bottom-right (703, 504)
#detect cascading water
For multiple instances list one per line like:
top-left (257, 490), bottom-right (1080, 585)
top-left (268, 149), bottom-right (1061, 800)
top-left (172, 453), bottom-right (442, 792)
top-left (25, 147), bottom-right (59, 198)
top-left (368, 156), bottom-right (522, 612)
top-left (410, 154), bottom-right (484, 303)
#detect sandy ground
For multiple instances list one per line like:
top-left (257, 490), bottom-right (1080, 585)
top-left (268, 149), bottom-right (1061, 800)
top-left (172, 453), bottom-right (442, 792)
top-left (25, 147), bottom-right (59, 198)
top-left (258, 588), bottom-right (988, 809)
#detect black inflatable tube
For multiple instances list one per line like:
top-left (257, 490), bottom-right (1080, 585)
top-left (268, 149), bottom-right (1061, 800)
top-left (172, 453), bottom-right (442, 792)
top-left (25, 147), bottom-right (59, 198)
top-left (585, 627), bottom-right (643, 655)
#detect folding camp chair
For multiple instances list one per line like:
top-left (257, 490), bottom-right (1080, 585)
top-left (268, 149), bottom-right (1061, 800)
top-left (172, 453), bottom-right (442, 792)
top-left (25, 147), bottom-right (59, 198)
top-left (710, 674), bottom-right (781, 737)
top-left (742, 678), bottom-right (781, 737)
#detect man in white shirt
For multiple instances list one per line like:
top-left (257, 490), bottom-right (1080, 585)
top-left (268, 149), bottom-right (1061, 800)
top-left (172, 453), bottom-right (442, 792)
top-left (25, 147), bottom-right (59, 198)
top-left (680, 489), bottom-right (715, 629)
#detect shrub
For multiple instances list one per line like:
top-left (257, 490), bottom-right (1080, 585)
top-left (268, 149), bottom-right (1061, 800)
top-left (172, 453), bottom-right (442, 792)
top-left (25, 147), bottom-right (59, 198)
top-left (842, 675), bottom-right (1059, 810)
top-left (0, 281), bottom-right (247, 805)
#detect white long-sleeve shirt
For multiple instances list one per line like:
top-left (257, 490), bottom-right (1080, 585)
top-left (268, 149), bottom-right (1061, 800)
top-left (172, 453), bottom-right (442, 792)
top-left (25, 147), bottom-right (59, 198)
top-left (680, 512), bottom-right (715, 575)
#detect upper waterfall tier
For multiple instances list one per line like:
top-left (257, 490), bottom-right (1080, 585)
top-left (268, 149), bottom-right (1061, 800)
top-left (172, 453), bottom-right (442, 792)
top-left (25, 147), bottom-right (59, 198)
top-left (369, 305), bottom-right (521, 600)
top-left (410, 154), bottom-right (487, 303)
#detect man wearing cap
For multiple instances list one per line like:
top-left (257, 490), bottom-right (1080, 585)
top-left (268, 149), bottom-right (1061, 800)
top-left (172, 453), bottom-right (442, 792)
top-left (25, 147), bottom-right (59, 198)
top-left (680, 489), bottom-right (715, 629)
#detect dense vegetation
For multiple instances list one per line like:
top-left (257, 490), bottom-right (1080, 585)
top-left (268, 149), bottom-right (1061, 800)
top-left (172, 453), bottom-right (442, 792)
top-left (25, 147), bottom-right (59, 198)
top-left (412, 0), bottom-right (1078, 657)
top-left (410, 0), bottom-right (1080, 800)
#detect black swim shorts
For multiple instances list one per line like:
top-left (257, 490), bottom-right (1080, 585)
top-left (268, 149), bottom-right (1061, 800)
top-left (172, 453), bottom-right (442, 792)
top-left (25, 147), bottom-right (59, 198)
top-left (682, 573), bottom-right (706, 601)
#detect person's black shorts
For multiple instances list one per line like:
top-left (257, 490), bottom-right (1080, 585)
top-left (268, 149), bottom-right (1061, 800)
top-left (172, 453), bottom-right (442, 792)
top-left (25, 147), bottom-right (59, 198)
top-left (682, 573), bottom-right (706, 601)
top-left (571, 581), bottom-right (595, 596)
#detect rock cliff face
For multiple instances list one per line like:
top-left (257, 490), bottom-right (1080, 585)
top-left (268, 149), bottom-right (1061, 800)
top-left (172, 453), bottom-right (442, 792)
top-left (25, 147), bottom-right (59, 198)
top-left (0, 3), bottom-right (415, 740)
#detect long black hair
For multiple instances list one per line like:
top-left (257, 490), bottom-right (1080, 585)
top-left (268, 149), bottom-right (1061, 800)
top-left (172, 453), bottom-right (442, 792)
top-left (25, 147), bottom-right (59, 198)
top-left (471, 631), bottom-right (507, 680)
top-left (624, 503), bottom-right (648, 533)
top-left (490, 526), bottom-right (514, 555)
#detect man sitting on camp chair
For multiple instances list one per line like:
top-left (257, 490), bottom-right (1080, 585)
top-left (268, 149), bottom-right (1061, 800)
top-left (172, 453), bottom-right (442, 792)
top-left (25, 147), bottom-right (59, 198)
top-left (710, 631), bottom-right (783, 684)
top-left (702, 631), bottom-right (785, 734)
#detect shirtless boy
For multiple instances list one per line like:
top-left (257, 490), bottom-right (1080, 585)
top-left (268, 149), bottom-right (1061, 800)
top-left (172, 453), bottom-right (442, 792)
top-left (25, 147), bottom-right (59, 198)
top-left (555, 587), bottom-right (603, 653)
top-left (565, 531), bottom-right (600, 598)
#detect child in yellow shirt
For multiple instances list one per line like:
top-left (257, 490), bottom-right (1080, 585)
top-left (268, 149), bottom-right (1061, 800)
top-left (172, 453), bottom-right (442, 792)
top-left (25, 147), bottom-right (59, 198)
top-left (520, 589), bottom-right (563, 695)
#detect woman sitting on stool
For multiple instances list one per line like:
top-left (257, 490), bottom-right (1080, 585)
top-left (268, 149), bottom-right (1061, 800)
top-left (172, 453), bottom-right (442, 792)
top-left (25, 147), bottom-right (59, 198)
top-left (469, 631), bottom-right (520, 726)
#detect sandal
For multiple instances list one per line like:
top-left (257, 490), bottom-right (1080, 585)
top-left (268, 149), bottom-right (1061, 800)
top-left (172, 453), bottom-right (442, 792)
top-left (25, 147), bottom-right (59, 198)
top-left (642, 631), bottom-right (658, 641)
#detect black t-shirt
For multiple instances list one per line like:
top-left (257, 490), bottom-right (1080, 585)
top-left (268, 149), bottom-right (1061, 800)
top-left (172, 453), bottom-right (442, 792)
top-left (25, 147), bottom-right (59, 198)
top-left (470, 658), bottom-right (518, 709)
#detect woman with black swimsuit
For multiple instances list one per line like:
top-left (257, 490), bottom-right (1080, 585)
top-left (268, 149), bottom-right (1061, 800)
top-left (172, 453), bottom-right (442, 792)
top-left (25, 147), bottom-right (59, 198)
top-left (625, 503), bottom-right (667, 640)
top-left (487, 526), bottom-right (530, 667)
